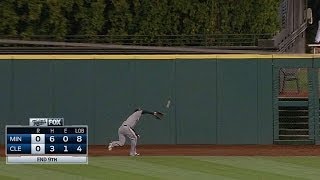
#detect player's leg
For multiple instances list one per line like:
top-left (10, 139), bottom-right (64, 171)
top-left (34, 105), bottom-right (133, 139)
top-left (315, 21), bottom-right (320, 43)
top-left (126, 127), bottom-right (139, 156)
top-left (108, 127), bottom-right (126, 151)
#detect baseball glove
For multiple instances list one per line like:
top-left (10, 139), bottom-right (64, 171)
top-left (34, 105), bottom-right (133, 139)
top-left (154, 111), bottom-right (164, 120)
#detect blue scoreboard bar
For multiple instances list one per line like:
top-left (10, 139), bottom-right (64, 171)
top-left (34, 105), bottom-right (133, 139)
top-left (6, 122), bottom-right (88, 164)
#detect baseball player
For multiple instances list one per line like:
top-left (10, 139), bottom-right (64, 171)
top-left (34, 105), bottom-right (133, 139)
top-left (108, 108), bottom-right (163, 156)
top-left (314, 0), bottom-right (320, 43)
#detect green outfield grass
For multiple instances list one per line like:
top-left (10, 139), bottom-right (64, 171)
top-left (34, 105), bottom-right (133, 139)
top-left (1, 156), bottom-right (320, 180)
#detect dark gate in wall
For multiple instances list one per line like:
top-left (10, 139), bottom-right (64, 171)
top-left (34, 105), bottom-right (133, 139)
top-left (273, 58), bottom-right (320, 144)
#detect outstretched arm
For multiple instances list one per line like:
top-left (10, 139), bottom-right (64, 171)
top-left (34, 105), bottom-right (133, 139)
top-left (141, 109), bottom-right (163, 120)
top-left (141, 110), bottom-right (155, 115)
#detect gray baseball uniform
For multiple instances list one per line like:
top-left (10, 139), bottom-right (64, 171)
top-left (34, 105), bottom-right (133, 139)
top-left (109, 109), bottom-right (156, 156)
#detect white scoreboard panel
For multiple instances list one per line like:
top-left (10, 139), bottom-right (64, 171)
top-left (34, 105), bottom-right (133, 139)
top-left (5, 118), bottom-right (88, 164)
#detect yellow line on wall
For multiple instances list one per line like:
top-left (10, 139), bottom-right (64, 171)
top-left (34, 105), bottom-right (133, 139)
top-left (272, 54), bottom-right (315, 59)
top-left (0, 54), bottom-right (215, 60)
top-left (0, 54), bottom-right (316, 60)
top-left (216, 54), bottom-right (273, 59)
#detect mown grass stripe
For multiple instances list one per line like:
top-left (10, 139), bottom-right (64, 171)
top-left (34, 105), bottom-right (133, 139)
top-left (0, 159), bottom-right (91, 180)
top-left (192, 156), bottom-right (320, 180)
top-left (33, 163), bottom-right (160, 180)
top-left (268, 156), bottom-right (320, 169)
top-left (91, 157), bottom-right (234, 180)
top-left (1, 156), bottom-right (320, 180)
top-left (0, 174), bottom-right (18, 180)
top-left (0, 165), bottom-right (91, 180)
top-left (139, 156), bottom-right (305, 180)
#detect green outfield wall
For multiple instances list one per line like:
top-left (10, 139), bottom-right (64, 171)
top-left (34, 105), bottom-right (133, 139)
top-left (0, 54), bottom-right (319, 145)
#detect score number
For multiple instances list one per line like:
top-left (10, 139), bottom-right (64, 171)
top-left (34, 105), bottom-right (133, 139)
top-left (48, 135), bottom-right (83, 143)
top-left (32, 134), bottom-right (45, 154)
top-left (48, 135), bottom-right (84, 153)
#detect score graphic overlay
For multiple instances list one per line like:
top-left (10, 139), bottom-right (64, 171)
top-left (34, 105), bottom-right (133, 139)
top-left (6, 118), bottom-right (88, 164)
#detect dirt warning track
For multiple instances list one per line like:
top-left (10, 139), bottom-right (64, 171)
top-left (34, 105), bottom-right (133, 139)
top-left (1, 145), bottom-right (320, 157)
top-left (89, 145), bottom-right (320, 156)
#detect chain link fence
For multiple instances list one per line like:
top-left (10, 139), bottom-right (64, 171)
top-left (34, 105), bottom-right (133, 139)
top-left (279, 68), bottom-right (308, 98)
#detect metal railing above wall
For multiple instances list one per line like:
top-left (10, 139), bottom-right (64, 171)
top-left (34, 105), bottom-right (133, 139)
top-left (0, 38), bottom-right (277, 54)
top-left (0, 34), bottom-right (274, 47)
top-left (277, 22), bottom-right (308, 53)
